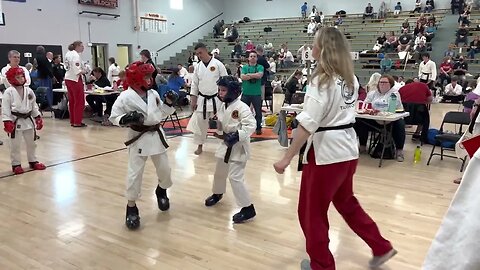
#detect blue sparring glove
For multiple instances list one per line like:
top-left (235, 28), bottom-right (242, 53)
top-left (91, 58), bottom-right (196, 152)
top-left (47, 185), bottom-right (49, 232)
top-left (223, 131), bottom-right (239, 147)
top-left (164, 90), bottom-right (179, 106)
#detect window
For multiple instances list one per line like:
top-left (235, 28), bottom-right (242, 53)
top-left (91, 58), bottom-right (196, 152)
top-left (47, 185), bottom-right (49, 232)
top-left (170, 0), bottom-right (183, 10)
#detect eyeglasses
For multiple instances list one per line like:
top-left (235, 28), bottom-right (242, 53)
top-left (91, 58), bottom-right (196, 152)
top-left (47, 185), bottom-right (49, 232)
top-left (379, 81), bottom-right (390, 84)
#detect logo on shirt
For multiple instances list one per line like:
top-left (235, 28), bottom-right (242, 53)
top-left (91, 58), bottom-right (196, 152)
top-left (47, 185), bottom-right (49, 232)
top-left (231, 110), bottom-right (239, 119)
top-left (338, 79), bottom-right (356, 105)
top-left (28, 94), bottom-right (33, 100)
top-left (210, 66), bottom-right (216, 72)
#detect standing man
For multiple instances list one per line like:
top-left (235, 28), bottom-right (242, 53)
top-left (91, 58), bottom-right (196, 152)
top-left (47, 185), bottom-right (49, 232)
top-left (418, 53), bottom-right (437, 90)
top-left (255, 45), bottom-right (270, 102)
top-left (241, 51), bottom-right (264, 135)
top-left (187, 43), bottom-right (228, 155)
top-left (1, 50), bottom-right (31, 88)
top-left (35, 46), bottom-right (54, 108)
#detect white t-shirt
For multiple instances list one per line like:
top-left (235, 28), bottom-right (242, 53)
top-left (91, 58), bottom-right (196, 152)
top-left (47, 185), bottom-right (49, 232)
top-left (296, 76), bottom-right (359, 165)
top-left (179, 67), bottom-right (188, 78)
top-left (1, 64), bottom-right (31, 87)
top-left (364, 88), bottom-right (403, 111)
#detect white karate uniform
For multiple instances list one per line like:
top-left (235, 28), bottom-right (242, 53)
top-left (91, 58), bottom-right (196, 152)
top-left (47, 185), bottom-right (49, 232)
top-left (107, 63), bottom-right (121, 84)
top-left (186, 57), bottom-right (228, 145)
top-left (212, 98), bottom-right (256, 207)
top-left (1, 65), bottom-right (31, 88)
top-left (2, 86), bottom-right (40, 166)
top-left (110, 88), bottom-right (175, 201)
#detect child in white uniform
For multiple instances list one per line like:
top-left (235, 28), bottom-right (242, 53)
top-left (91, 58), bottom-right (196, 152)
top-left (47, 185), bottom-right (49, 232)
top-left (2, 67), bottom-right (46, 174)
top-left (204, 76), bottom-right (257, 223)
top-left (109, 61), bottom-right (177, 230)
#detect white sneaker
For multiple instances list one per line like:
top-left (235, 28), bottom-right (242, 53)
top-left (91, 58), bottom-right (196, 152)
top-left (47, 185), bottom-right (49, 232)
top-left (369, 249), bottom-right (397, 268)
top-left (300, 259), bottom-right (311, 270)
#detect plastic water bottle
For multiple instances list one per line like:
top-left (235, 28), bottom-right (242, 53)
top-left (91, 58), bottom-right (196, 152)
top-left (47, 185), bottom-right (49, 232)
top-left (388, 93), bottom-right (397, 113)
top-left (414, 146), bottom-right (422, 163)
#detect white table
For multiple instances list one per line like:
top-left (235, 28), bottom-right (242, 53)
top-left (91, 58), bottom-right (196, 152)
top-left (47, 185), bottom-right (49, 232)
top-left (278, 106), bottom-right (410, 167)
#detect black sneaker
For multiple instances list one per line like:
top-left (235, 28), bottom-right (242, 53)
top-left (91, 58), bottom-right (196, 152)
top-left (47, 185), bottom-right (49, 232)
top-left (205, 194), bottom-right (223, 207)
top-left (232, 204), bottom-right (256, 223)
top-left (125, 205), bottom-right (140, 230)
top-left (155, 185), bottom-right (170, 211)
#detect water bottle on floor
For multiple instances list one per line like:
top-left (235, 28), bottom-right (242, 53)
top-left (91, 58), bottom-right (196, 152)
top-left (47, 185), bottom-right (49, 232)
top-left (414, 146), bottom-right (422, 163)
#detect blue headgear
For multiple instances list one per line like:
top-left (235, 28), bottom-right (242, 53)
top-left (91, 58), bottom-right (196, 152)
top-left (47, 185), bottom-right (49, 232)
top-left (216, 76), bottom-right (242, 104)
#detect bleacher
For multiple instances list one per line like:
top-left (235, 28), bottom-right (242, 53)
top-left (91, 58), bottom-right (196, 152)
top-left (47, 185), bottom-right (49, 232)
top-left (162, 9), bottom-right (447, 85)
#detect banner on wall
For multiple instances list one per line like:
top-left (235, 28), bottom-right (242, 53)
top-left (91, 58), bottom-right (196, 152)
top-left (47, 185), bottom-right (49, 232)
top-left (140, 13), bottom-right (168, 34)
top-left (78, 0), bottom-right (118, 8)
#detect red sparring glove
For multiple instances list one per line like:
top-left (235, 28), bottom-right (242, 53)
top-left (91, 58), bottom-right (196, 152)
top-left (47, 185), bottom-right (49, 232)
top-left (3, 121), bottom-right (14, 134)
top-left (35, 117), bottom-right (43, 130)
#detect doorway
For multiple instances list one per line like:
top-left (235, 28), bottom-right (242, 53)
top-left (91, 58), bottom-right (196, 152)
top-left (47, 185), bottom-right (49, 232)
top-left (91, 44), bottom-right (107, 71)
top-left (116, 44), bottom-right (131, 70)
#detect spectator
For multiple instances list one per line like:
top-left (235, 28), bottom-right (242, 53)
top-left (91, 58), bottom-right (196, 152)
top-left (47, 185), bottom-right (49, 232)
top-left (443, 76), bottom-right (465, 103)
top-left (425, 0), bottom-right (435, 12)
top-left (334, 15), bottom-right (343, 26)
top-left (438, 57), bottom-right (454, 87)
top-left (263, 40), bottom-right (273, 54)
top-left (453, 55), bottom-right (468, 77)
top-left (413, 0), bottom-right (422, 13)
top-left (397, 29), bottom-right (413, 52)
top-left (166, 67), bottom-right (187, 102)
top-left (378, 1), bottom-right (387, 19)
top-left (285, 70), bottom-right (303, 104)
top-left (366, 72), bottom-right (382, 92)
top-left (245, 40), bottom-right (255, 53)
top-left (468, 36), bottom-right (480, 59)
top-left (380, 55), bottom-right (393, 74)
top-left (425, 21), bottom-right (436, 42)
top-left (455, 24), bottom-right (469, 47)
top-left (414, 33), bottom-right (427, 50)
top-left (35, 46), bottom-right (54, 108)
top-left (241, 51), bottom-right (264, 134)
top-left (211, 44), bottom-right (220, 55)
top-left (284, 49), bottom-right (295, 67)
top-left (139, 49), bottom-right (158, 90)
top-left (445, 44), bottom-right (456, 58)
top-left (307, 19), bottom-right (316, 36)
top-left (231, 40), bottom-right (243, 60)
top-left (394, 2), bottom-right (402, 15)
top-left (384, 31), bottom-right (398, 52)
top-left (177, 64), bottom-right (188, 78)
top-left (362, 3), bottom-right (374, 23)
top-left (226, 25), bottom-right (238, 42)
top-left (401, 19), bottom-right (410, 32)
top-left (255, 45), bottom-right (270, 100)
top-left (107, 57), bottom-right (120, 85)
top-left (413, 22), bottom-right (425, 36)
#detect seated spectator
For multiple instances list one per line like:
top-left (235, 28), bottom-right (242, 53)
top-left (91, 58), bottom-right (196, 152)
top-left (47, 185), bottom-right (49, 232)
top-left (443, 76), bottom-right (465, 103)
top-left (362, 3), bottom-right (375, 23)
top-left (183, 65), bottom-right (194, 90)
top-left (377, 32), bottom-right (387, 46)
top-left (413, 0), bottom-right (422, 13)
top-left (177, 64), bottom-right (188, 78)
top-left (213, 20), bottom-right (224, 38)
top-left (355, 75), bottom-right (406, 161)
top-left (414, 32), bottom-right (427, 50)
top-left (468, 36), bottom-right (480, 59)
top-left (211, 44), bottom-right (220, 56)
top-left (413, 41), bottom-right (428, 62)
top-left (263, 40), bottom-right (273, 54)
top-left (86, 67), bottom-right (117, 122)
top-left (417, 13), bottom-right (428, 26)
top-left (380, 55), bottom-right (393, 74)
top-left (401, 19), bottom-right (410, 32)
top-left (394, 2), bottom-right (402, 15)
top-left (226, 25), bottom-right (238, 42)
top-left (284, 70), bottom-right (302, 104)
top-left (231, 41), bottom-right (243, 60)
top-left (334, 14), bottom-right (343, 25)
top-left (245, 40), bottom-right (255, 53)
top-left (366, 72), bottom-right (382, 92)
top-left (399, 79), bottom-right (432, 141)
top-left (458, 8), bottom-right (471, 26)
top-left (116, 70), bottom-right (127, 89)
top-left (453, 56), bottom-right (468, 77)
top-left (444, 44), bottom-right (456, 58)
top-left (425, 22), bottom-right (436, 42)
top-left (455, 24), bottom-right (469, 47)
top-left (425, 0), bottom-right (435, 12)
top-left (464, 78), bottom-right (480, 113)
top-left (166, 68), bottom-right (187, 103)
top-left (268, 57), bottom-right (276, 78)
top-left (384, 31), bottom-right (398, 52)
top-left (397, 29), bottom-right (413, 52)
top-left (413, 22), bottom-right (425, 36)
top-left (284, 50), bottom-right (295, 67)
top-left (438, 57), bottom-right (454, 87)
top-left (271, 75), bottom-right (283, 93)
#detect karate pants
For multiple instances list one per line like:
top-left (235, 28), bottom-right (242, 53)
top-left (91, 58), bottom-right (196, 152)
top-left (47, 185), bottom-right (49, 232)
top-left (192, 111), bottom-right (215, 145)
top-left (65, 77), bottom-right (85, 126)
top-left (126, 149), bottom-right (173, 201)
top-left (9, 129), bottom-right (37, 166)
top-left (299, 149), bottom-right (392, 270)
top-left (212, 158), bottom-right (252, 207)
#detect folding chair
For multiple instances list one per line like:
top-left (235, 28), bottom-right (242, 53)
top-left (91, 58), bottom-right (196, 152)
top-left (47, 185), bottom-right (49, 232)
top-left (162, 111), bottom-right (183, 133)
top-left (426, 111), bottom-right (471, 172)
top-left (34, 87), bottom-right (53, 118)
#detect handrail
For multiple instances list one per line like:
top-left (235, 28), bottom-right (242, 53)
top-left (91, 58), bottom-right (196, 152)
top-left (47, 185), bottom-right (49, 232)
top-left (156, 12), bottom-right (223, 53)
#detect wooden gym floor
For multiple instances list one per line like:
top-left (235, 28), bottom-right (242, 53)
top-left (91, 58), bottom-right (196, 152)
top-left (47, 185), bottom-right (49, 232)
top-left (0, 103), bottom-right (464, 270)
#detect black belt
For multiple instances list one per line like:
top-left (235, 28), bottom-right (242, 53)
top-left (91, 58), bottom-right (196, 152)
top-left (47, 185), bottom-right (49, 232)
top-left (298, 123), bottom-right (354, 171)
top-left (125, 123), bottom-right (169, 149)
top-left (199, 92), bottom-right (218, 120)
top-left (10, 111), bottom-right (36, 141)
top-left (224, 146), bottom-right (233, 164)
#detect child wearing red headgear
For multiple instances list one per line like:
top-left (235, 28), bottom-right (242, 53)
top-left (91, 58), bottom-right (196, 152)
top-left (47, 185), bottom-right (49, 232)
top-left (109, 61), bottom-right (178, 230)
top-left (2, 67), bottom-right (46, 174)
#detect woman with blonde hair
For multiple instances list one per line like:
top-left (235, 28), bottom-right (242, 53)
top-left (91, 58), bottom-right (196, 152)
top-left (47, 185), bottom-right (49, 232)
top-left (273, 27), bottom-right (396, 270)
top-left (366, 72), bottom-right (382, 92)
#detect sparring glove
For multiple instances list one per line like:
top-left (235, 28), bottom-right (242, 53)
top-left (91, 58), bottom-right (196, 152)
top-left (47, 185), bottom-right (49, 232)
top-left (164, 90), bottom-right (179, 106)
top-left (119, 111), bottom-right (144, 126)
top-left (223, 131), bottom-right (239, 147)
top-left (35, 116), bottom-right (43, 130)
top-left (4, 121), bottom-right (15, 134)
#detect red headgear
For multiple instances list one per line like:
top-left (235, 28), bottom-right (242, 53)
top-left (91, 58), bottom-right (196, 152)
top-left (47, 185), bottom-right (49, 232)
top-left (126, 61), bottom-right (155, 91)
top-left (5, 67), bottom-right (26, 86)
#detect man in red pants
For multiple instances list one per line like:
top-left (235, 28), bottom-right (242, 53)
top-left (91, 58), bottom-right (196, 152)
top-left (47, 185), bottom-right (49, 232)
top-left (274, 27), bottom-right (396, 270)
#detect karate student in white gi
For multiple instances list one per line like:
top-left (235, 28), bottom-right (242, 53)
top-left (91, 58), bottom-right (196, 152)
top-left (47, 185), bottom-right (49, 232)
top-left (109, 61), bottom-right (177, 230)
top-left (204, 76), bottom-right (257, 223)
top-left (187, 42), bottom-right (228, 155)
top-left (2, 67), bottom-right (46, 175)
